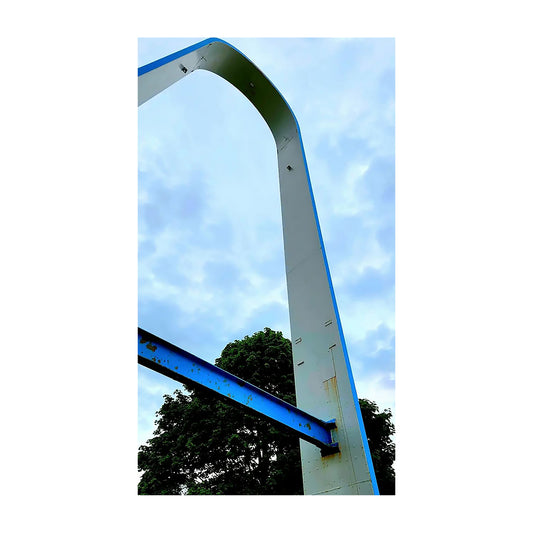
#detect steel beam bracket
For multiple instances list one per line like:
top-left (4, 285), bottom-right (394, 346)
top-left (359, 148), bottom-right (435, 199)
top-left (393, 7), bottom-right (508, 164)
top-left (320, 442), bottom-right (340, 457)
top-left (320, 419), bottom-right (339, 456)
top-left (138, 328), bottom-right (340, 454)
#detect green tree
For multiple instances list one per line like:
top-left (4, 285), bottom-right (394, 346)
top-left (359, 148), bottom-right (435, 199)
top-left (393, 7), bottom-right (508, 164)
top-left (359, 399), bottom-right (396, 495)
top-left (138, 328), bottom-right (395, 495)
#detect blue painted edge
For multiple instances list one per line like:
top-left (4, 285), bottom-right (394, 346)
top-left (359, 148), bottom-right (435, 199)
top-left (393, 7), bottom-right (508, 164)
top-left (138, 37), bottom-right (218, 76)
top-left (138, 38), bottom-right (381, 494)
top-left (138, 327), bottom-right (339, 452)
top-left (139, 37), bottom-right (256, 77)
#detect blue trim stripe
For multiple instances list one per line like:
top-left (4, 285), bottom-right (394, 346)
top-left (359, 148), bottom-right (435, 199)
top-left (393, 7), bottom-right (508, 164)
top-left (138, 37), bottom-right (264, 78)
top-left (138, 37), bottom-right (222, 76)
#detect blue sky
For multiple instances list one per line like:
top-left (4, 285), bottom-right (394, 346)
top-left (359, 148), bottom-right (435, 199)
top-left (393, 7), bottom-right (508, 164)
top-left (138, 37), bottom-right (395, 446)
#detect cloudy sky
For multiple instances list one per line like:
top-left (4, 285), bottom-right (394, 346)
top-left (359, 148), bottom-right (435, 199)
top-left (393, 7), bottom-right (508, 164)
top-left (138, 37), bottom-right (395, 446)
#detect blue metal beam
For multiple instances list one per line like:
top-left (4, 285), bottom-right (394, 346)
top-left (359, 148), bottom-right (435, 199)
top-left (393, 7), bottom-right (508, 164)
top-left (138, 328), bottom-right (339, 455)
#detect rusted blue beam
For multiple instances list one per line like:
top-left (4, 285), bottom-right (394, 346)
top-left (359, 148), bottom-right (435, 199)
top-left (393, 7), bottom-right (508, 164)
top-left (138, 328), bottom-right (339, 455)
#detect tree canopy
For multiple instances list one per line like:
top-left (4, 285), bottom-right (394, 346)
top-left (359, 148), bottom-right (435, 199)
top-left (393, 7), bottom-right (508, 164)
top-left (138, 327), bottom-right (395, 495)
top-left (359, 398), bottom-right (395, 494)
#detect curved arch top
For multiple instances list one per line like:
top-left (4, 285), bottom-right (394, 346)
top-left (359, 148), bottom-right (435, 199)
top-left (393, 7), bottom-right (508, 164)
top-left (138, 39), bottom-right (379, 495)
top-left (139, 38), bottom-right (298, 151)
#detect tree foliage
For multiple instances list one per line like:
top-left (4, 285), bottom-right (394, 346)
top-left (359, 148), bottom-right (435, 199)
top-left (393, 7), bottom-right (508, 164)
top-left (138, 328), bottom-right (395, 495)
top-left (359, 399), bottom-right (395, 495)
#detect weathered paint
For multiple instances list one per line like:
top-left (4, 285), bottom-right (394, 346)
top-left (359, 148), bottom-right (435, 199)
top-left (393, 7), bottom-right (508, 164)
top-left (138, 328), bottom-right (339, 454)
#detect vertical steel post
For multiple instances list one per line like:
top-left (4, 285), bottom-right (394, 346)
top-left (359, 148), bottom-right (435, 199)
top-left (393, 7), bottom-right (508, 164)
top-left (277, 133), bottom-right (379, 494)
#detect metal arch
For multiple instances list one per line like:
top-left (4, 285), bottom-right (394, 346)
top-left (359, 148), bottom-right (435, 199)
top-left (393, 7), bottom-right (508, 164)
top-left (138, 38), bottom-right (379, 495)
top-left (138, 37), bottom-right (297, 149)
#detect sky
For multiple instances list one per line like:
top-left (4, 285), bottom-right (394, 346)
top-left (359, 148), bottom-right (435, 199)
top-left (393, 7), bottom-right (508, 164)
top-left (138, 37), bottom-right (395, 447)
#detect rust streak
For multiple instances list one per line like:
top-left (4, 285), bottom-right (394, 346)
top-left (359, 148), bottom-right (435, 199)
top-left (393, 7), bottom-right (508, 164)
top-left (321, 448), bottom-right (341, 462)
